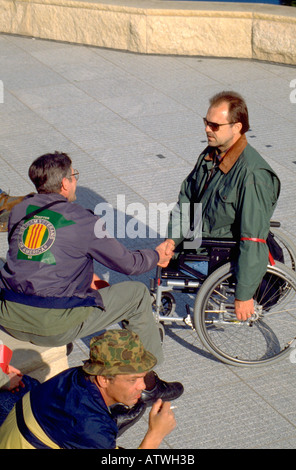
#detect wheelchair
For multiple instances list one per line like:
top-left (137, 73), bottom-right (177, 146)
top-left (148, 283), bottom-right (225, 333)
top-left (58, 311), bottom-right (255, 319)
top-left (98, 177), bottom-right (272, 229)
top-left (150, 222), bottom-right (296, 367)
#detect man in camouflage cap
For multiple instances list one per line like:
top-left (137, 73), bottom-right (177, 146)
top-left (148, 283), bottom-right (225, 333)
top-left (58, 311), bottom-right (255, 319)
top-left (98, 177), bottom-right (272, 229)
top-left (83, 329), bottom-right (157, 376)
top-left (0, 329), bottom-right (177, 449)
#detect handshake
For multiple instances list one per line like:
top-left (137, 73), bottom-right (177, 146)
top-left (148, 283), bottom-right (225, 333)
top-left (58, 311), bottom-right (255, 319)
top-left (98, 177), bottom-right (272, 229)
top-left (155, 239), bottom-right (175, 268)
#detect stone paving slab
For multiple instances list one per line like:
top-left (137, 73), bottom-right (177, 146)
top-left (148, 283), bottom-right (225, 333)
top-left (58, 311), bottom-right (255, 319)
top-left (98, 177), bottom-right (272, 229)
top-left (0, 33), bottom-right (296, 449)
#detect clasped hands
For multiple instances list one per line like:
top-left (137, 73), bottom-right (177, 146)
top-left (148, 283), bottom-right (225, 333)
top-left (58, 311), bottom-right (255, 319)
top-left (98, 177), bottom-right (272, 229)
top-left (155, 239), bottom-right (175, 268)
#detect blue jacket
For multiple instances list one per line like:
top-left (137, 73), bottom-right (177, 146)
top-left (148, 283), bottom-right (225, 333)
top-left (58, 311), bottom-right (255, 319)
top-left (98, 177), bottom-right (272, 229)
top-left (0, 367), bottom-right (118, 449)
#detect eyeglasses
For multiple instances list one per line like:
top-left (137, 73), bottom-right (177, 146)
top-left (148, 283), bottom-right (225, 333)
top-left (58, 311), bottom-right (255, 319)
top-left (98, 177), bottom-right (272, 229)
top-left (72, 170), bottom-right (79, 181)
top-left (203, 118), bottom-right (236, 132)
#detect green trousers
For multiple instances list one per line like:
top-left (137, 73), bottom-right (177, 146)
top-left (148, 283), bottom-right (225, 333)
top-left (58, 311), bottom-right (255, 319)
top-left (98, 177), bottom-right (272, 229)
top-left (2, 281), bottom-right (164, 366)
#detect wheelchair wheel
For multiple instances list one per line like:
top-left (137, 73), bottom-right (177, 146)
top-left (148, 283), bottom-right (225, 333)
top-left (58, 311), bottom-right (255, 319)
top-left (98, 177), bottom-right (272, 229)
top-left (194, 261), bottom-right (296, 366)
top-left (270, 228), bottom-right (296, 271)
top-left (151, 292), bottom-right (176, 316)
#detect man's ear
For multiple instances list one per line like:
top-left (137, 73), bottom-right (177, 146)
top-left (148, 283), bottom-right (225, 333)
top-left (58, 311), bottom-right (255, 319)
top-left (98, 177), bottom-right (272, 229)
top-left (233, 121), bottom-right (243, 135)
top-left (60, 177), bottom-right (70, 197)
top-left (96, 376), bottom-right (109, 389)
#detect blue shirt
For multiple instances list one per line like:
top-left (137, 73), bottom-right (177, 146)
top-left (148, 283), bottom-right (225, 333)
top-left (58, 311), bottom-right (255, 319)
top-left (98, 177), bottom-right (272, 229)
top-left (30, 367), bottom-right (118, 449)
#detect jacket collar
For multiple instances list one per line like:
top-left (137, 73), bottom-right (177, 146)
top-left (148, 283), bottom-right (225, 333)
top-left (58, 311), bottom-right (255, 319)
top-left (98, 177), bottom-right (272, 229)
top-left (204, 134), bottom-right (248, 174)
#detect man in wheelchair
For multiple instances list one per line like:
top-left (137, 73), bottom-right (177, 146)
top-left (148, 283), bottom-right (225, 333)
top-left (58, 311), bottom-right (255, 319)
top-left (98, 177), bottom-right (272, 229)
top-left (165, 91), bottom-right (281, 322)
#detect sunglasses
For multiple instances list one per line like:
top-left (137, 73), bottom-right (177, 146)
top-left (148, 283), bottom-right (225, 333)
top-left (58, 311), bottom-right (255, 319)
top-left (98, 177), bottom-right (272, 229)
top-left (203, 118), bottom-right (236, 132)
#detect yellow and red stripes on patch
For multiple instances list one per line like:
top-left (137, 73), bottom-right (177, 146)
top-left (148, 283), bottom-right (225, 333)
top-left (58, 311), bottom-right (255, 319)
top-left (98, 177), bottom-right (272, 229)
top-left (24, 223), bottom-right (47, 249)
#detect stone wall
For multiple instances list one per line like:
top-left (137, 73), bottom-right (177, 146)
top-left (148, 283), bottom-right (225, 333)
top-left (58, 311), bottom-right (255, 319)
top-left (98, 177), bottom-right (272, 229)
top-left (0, 0), bottom-right (295, 64)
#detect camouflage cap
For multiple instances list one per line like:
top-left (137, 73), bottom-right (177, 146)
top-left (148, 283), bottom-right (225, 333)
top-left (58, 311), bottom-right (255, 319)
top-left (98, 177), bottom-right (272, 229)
top-left (82, 329), bottom-right (157, 376)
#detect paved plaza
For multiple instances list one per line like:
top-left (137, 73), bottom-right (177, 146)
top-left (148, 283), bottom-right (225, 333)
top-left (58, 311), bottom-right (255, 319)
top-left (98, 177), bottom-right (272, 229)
top-left (0, 32), bottom-right (296, 449)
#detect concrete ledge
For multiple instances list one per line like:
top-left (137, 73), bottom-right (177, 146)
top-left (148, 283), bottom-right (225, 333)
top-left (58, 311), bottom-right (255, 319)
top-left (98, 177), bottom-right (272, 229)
top-left (0, 256), bottom-right (68, 383)
top-left (0, 329), bottom-right (68, 382)
top-left (0, 0), bottom-right (296, 64)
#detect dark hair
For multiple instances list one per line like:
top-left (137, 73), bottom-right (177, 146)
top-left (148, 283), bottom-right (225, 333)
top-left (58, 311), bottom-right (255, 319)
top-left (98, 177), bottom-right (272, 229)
top-left (29, 151), bottom-right (72, 194)
top-left (209, 91), bottom-right (250, 134)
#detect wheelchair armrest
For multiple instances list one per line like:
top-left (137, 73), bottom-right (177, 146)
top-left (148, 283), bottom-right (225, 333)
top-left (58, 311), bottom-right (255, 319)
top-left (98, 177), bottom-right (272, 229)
top-left (270, 220), bottom-right (280, 228)
top-left (200, 239), bottom-right (238, 274)
top-left (200, 238), bottom-right (238, 249)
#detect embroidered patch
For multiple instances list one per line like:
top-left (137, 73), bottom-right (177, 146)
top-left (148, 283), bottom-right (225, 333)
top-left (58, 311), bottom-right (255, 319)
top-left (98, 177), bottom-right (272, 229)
top-left (18, 218), bottom-right (56, 257)
top-left (16, 204), bottom-right (76, 264)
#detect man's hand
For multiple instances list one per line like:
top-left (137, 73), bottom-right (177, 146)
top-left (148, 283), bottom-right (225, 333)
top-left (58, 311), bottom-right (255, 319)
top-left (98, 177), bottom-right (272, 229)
top-left (164, 239), bottom-right (175, 256)
top-left (235, 298), bottom-right (254, 321)
top-left (2, 365), bottom-right (25, 392)
top-left (155, 241), bottom-right (174, 268)
top-left (139, 399), bottom-right (176, 449)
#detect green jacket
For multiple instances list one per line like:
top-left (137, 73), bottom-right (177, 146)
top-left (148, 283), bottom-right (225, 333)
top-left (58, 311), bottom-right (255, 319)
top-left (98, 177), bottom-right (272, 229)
top-left (167, 135), bottom-right (281, 300)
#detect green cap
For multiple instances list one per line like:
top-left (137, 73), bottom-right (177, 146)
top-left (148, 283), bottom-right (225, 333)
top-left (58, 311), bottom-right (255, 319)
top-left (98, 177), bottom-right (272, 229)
top-left (82, 329), bottom-right (157, 376)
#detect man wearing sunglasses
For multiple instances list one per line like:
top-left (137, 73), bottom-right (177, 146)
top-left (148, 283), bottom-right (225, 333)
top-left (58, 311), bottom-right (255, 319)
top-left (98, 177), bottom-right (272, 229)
top-left (166, 91), bottom-right (280, 322)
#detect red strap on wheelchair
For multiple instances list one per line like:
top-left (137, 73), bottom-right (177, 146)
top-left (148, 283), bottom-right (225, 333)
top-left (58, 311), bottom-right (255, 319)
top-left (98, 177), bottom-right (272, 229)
top-left (240, 237), bottom-right (275, 266)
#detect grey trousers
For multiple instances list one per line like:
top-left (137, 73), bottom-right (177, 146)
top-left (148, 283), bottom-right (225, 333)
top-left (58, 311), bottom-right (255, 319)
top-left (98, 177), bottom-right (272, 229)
top-left (2, 281), bottom-right (164, 366)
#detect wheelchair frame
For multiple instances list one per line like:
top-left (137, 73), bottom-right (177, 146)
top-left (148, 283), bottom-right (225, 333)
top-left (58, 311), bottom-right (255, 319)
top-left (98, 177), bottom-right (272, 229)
top-left (149, 222), bottom-right (296, 367)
